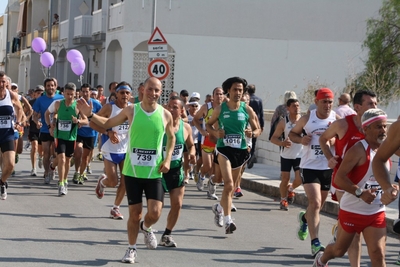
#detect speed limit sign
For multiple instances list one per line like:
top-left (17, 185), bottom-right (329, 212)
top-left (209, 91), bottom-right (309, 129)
top-left (147, 59), bottom-right (170, 81)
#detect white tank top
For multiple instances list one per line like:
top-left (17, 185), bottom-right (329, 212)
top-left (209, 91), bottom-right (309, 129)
top-left (101, 103), bottom-right (130, 154)
top-left (188, 113), bottom-right (199, 144)
top-left (340, 140), bottom-right (387, 215)
top-left (300, 109), bottom-right (336, 169)
top-left (281, 116), bottom-right (303, 159)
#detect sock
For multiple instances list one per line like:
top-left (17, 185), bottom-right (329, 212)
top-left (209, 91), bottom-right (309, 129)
top-left (209, 178), bottom-right (215, 185)
top-left (163, 228), bottom-right (172, 236)
top-left (224, 215), bottom-right (232, 225)
top-left (113, 205), bottom-right (119, 209)
top-left (50, 163), bottom-right (55, 170)
top-left (288, 185), bottom-right (294, 192)
top-left (217, 203), bottom-right (223, 213)
top-left (280, 197), bottom-right (287, 201)
top-left (128, 244), bottom-right (137, 250)
top-left (311, 238), bottom-right (320, 246)
top-left (141, 221), bottom-right (151, 231)
top-left (302, 213), bottom-right (307, 223)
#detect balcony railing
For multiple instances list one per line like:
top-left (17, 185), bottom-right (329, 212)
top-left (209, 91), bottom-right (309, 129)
top-left (74, 15), bottom-right (92, 38)
top-left (59, 20), bottom-right (69, 40)
top-left (108, 2), bottom-right (124, 30)
top-left (92, 9), bottom-right (105, 34)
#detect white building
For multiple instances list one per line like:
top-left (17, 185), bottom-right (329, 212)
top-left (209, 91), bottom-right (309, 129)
top-left (4, 0), bottom-right (388, 111)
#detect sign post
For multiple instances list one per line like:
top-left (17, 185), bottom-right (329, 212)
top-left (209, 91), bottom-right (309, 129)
top-left (148, 27), bottom-right (168, 59)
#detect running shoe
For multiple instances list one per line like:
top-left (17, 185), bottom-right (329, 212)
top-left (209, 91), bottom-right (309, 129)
top-left (231, 203), bottom-right (237, 212)
top-left (58, 183), bottom-right (66, 197)
top-left (212, 203), bottom-right (223, 227)
top-left (64, 180), bottom-right (68, 194)
top-left (95, 174), bottom-right (106, 199)
top-left (78, 175), bottom-right (85, 185)
top-left (396, 252), bottom-right (400, 265)
top-left (86, 165), bottom-right (92, 174)
top-left (49, 168), bottom-right (56, 181)
top-left (280, 199), bottom-right (289, 211)
top-left (140, 222), bottom-right (158, 249)
top-left (159, 235), bottom-right (177, 247)
top-left (196, 175), bottom-right (205, 191)
top-left (97, 153), bottom-right (103, 161)
top-left (82, 172), bottom-right (88, 181)
top-left (38, 157), bottom-right (43, 169)
top-left (70, 157), bottom-right (75, 167)
top-left (73, 172), bottom-right (79, 184)
top-left (15, 154), bottom-right (19, 164)
top-left (331, 223), bottom-right (338, 242)
top-left (44, 173), bottom-right (51, 184)
top-left (207, 179), bottom-right (218, 200)
top-left (225, 221), bottom-right (236, 234)
top-left (31, 168), bottom-right (37, 177)
top-left (110, 207), bottom-right (124, 220)
top-left (313, 251), bottom-right (328, 267)
top-left (1, 181), bottom-right (8, 200)
top-left (189, 171), bottom-right (194, 180)
top-left (287, 185), bottom-right (295, 204)
top-left (121, 248), bottom-right (137, 263)
top-left (234, 187), bottom-right (243, 198)
top-left (297, 211), bottom-right (308, 241)
top-left (311, 241), bottom-right (325, 257)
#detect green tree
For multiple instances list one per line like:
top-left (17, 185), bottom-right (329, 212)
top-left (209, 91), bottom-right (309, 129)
top-left (362, 0), bottom-right (400, 105)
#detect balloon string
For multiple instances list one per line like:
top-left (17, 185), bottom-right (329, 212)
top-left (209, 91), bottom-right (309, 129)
top-left (78, 75), bottom-right (83, 86)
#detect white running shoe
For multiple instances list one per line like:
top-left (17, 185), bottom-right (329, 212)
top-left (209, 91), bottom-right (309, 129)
top-left (121, 248), bottom-right (137, 263)
top-left (141, 222), bottom-right (158, 249)
top-left (31, 168), bottom-right (37, 177)
top-left (207, 179), bottom-right (218, 200)
top-left (212, 203), bottom-right (223, 227)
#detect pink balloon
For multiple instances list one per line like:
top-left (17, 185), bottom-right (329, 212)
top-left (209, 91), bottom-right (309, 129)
top-left (32, 37), bottom-right (46, 53)
top-left (40, 52), bottom-right (54, 68)
top-left (67, 49), bottom-right (83, 63)
top-left (71, 58), bottom-right (85, 76)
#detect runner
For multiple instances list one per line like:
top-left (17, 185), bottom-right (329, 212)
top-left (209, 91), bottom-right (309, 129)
top-left (72, 84), bottom-right (102, 184)
top-left (32, 77), bottom-right (64, 184)
top-left (77, 77), bottom-right (175, 263)
top-left (159, 95), bottom-right (196, 247)
top-left (314, 109), bottom-right (389, 267)
top-left (92, 82), bottom-right (132, 219)
top-left (0, 71), bottom-right (24, 200)
top-left (193, 87), bottom-right (224, 191)
top-left (45, 82), bottom-right (87, 196)
top-left (270, 98), bottom-right (303, 210)
top-left (319, 89), bottom-right (377, 266)
top-left (206, 77), bottom-right (260, 234)
top-left (27, 85), bottom-right (45, 176)
top-left (289, 88), bottom-right (340, 257)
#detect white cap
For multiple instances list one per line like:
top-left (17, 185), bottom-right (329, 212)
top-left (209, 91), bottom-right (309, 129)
top-left (11, 83), bottom-right (18, 88)
top-left (188, 101), bottom-right (199, 106)
top-left (191, 92), bottom-right (200, 100)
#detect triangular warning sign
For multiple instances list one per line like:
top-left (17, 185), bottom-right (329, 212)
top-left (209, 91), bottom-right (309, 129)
top-left (148, 27), bottom-right (168, 45)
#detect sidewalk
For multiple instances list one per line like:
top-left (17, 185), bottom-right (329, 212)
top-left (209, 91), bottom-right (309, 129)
top-left (241, 161), bottom-right (399, 234)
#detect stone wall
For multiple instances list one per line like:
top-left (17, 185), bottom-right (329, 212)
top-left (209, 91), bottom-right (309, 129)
top-left (255, 110), bottom-right (399, 176)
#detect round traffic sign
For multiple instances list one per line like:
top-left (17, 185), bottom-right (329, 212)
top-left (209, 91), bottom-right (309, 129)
top-left (147, 59), bottom-right (170, 81)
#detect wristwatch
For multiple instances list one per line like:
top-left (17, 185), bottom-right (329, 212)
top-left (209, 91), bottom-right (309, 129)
top-left (355, 188), bottom-right (363, 198)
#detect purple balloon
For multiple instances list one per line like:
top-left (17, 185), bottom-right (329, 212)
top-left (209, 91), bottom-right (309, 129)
top-left (40, 52), bottom-right (55, 68)
top-left (71, 58), bottom-right (85, 76)
top-left (32, 37), bottom-right (47, 53)
top-left (67, 49), bottom-right (83, 63)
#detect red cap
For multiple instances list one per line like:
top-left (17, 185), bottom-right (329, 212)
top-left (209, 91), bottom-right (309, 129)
top-left (316, 88), bottom-right (334, 100)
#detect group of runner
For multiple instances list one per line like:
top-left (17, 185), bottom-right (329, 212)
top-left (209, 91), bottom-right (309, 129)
top-left (1, 70), bottom-right (399, 266)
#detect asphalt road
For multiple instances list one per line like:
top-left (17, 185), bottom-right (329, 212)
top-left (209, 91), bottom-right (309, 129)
top-left (0, 151), bottom-right (399, 267)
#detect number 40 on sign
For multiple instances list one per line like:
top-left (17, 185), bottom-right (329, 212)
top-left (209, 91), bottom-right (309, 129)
top-left (147, 59), bottom-right (170, 81)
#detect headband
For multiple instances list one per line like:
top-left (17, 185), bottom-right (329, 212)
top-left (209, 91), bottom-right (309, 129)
top-left (116, 85), bottom-right (132, 92)
top-left (362, 115), bottom-right (387, 128)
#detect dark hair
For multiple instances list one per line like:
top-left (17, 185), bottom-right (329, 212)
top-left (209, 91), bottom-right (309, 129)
top-left (96, 85), bottom-right (103, 89)
top-left (44, 77), bottom-right (57, 87)
top-left (247, 84), bottom-right (256, 94)
top-left (116, 81), bottom-right (132, 90)
top-left (222, 77), bottom-right (248, 94)
top-left (109, 81), bottom-right (118, 90)
top-left (0, 71), bottom-right (5, 77)
top-left (91, 88), bottom-right (98, 92)
top-left (180, 90), bottom-right (189, 97)
top-left (212, 87), bottom-right (222, 96)
top-left (81, 83), bottom-right (91, 89)
top-left (314, 90), bottom-right (319, 96)
top-left (353, 90), bottom-right (377, 105)
top-left (286, 98), bottom-right (299, 107)
top-left (169, 95), bottom-right (184, 108)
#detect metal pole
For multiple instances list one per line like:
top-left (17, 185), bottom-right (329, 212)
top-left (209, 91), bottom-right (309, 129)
top-left (152, 0), bottom-right (157, 31)
top-left (47, 0), bottom-right (52, 77)
top-left (5, 5), bottom-right (10, 73)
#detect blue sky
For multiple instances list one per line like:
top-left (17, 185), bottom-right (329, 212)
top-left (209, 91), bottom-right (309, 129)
top-left (0, 1), bottom-right (7, 16)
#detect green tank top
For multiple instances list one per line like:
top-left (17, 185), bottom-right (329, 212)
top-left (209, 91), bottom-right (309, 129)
top-left (163, 119), bottom-right (185, 169)
top-left (217, 101), bottom-right (249, 150)
top-left (123, 103), bottom-right (165, 179)
top-left (55, 100), bottom-right (78, 141)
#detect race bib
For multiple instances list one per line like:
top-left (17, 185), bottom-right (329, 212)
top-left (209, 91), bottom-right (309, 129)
top-left (131, 148), bottom-right (158, 166)
top-left (223, 134), bottom-right (242, 148)
top-left (117, 121), bottom-right (129, 134)
top-left (163, 144), bottom-right (184, 161)
top-left (310, 144), bottom-right (324, 159)
top-left (0, 116), bottom-right (12, 129)
top-left (58, 120), bottom-right (72, 131)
